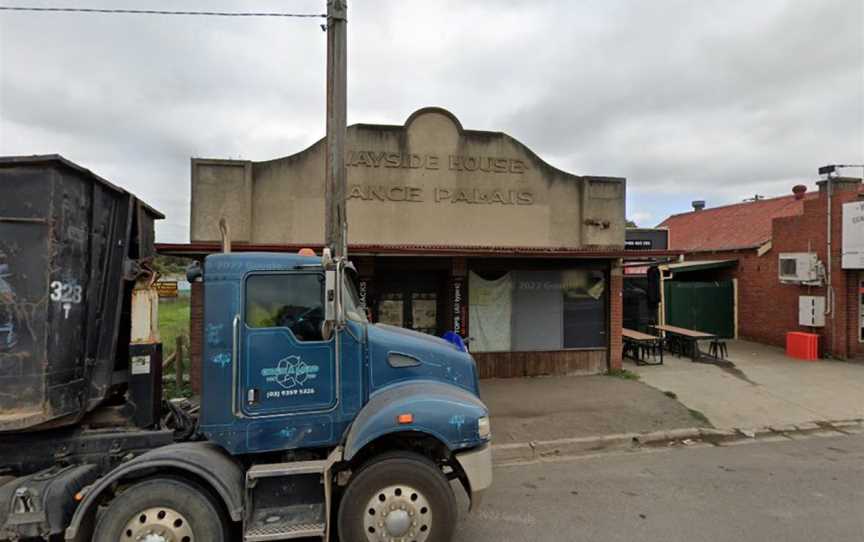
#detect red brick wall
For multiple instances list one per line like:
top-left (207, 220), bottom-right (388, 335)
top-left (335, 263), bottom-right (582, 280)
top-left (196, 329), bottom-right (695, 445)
top-left (189, 281), bottom-right (203, 394)
top-left (609, 263), bottom-right (623, 370)
top-left (687, 184), bottom-right (863, 358)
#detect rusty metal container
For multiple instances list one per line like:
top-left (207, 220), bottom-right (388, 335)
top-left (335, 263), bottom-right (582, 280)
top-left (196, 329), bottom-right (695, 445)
top-left (0, 155), bottom-right (163, 432)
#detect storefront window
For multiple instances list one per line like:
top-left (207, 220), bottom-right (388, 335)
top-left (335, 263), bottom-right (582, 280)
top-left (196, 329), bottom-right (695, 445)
top-left (562, 270), bottom-right (606, 348)
top-left (469, 268), bottom-right (607, 352)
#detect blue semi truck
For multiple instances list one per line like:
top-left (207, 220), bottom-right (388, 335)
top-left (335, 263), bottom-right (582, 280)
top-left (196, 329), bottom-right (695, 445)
top-left (0, 156), bottom-right (491, 542)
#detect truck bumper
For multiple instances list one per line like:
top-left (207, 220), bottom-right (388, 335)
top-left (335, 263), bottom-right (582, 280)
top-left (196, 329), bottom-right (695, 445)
top-left (454, 443), bottom-right (493, 510)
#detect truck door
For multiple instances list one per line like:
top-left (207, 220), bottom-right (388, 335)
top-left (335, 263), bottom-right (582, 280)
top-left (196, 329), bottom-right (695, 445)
top-left (240, 272), bottom-right (337, 416)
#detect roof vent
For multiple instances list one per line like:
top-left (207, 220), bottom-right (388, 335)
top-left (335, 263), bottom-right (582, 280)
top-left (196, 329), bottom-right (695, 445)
top-left (792, 185), bottom-right (807, 200)
top-left (692, 200), bottom-right (705, 212)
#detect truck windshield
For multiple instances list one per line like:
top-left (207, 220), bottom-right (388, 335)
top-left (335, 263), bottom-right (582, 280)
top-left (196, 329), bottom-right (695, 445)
top-left (343, 274), bottom-right (368, 323)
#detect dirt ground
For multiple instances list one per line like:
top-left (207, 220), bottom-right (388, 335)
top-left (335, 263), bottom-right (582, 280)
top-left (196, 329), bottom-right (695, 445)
top-left (480, 374), bottom-right (708, 443)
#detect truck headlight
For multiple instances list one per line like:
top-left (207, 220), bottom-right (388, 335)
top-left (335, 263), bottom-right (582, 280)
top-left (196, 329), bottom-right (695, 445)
top-left (477, 416), bottom-right (491, 440)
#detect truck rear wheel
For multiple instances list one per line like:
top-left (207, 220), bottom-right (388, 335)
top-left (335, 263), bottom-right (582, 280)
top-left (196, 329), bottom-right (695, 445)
top-left (338, 452), bottom-right (457, 542)
top-left (92, 477), bottom-right (228, 542)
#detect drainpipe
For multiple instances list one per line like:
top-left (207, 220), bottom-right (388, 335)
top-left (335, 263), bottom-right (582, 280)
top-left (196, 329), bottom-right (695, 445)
top-left (826, 175), bottom-right (834, 357)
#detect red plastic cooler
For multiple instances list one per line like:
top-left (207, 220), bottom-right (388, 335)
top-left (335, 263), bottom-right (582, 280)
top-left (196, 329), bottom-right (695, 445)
top-left (786, 332), bottom-right (820, 361)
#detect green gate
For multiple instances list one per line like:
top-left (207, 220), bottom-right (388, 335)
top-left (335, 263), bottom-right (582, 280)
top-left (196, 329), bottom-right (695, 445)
top-left (664, 280), bottom-right (734, 338)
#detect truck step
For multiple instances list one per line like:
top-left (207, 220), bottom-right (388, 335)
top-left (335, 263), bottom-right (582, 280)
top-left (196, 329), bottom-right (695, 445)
top-left (244, 503), bottom-right (325, 541)
top-left (247, 459), bottom-right (327, 480)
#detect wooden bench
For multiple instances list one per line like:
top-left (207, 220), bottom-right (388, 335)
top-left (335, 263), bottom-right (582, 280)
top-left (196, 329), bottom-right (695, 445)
top-left (622, 328), bottom-right (664, 366)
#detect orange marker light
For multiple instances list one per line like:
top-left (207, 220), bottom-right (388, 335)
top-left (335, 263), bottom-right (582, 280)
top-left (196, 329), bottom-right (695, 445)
top-left (298, 248), bottom-right (316, 256)
top-left (397, 413), bottom-right (414, 425)
top-left (74, 492), bottom-right (84, 502)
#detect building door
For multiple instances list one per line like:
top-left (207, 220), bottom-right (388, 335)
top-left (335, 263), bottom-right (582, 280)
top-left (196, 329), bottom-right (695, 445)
top-left (664, 280), bottom-right (735, 338)
top-left (375, 272), bottom-right (445, 336)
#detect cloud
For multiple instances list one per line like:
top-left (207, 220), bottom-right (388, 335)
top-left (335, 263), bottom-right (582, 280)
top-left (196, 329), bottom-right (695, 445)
top-left (1, 0), bottom-right (861, 241)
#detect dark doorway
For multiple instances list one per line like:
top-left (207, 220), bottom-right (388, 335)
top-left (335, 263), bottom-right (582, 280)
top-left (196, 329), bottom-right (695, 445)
top-left (374, 271), bottom-right (447, 336)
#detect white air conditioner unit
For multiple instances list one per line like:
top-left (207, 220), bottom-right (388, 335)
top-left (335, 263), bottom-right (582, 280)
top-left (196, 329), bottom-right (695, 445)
top-left (779, 253), bottom-right (823, 285)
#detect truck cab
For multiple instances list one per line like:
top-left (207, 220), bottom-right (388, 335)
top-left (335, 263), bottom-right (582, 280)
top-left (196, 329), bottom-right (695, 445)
top-left (199, 251), bottom-right (488, 459)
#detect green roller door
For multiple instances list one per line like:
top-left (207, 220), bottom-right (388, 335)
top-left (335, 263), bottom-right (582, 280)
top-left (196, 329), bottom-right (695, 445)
top-left (664, 280), bottom-right (734, 338)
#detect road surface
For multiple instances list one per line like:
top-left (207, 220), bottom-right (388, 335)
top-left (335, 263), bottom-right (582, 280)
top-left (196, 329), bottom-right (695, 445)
top-left (455, 433), bottom-right (864, 542)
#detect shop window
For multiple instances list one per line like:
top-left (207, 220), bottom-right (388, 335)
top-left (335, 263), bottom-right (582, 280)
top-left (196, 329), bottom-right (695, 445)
top-left (469, 268), bottom-right (607, 352)
top-left (512, 271), bottom-right (561, 351)
top-left (562, 270), bottom-right (606, 348)
top-left (245, 274), bottom-right (325, 342)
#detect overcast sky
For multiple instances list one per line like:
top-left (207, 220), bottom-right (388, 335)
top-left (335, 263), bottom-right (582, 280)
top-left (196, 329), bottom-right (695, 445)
top-left (1, 0), bottom-right (862, 242)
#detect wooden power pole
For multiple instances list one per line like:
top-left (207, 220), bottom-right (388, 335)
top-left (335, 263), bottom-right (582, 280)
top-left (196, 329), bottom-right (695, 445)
top-left (324, 0), bottom-right (348, 258)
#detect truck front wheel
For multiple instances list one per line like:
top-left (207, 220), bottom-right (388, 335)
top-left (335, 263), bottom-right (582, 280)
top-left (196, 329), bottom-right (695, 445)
top-left (338, 452), bottom-right (457, 542)
top-left (92, 477), bottom-right (228, 542)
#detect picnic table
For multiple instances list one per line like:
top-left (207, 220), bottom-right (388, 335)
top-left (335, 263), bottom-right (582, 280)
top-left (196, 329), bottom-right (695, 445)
top-left (622, 328), bottom-right (663, 365)
top-left (652, 324), bottom-right (716, 361)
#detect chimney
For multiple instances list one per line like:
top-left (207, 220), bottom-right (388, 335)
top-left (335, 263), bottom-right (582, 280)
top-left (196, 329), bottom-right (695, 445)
top-left (692, 200), bottom-right (705, 212)
top-left (792, 185), bottom-right (807, 200)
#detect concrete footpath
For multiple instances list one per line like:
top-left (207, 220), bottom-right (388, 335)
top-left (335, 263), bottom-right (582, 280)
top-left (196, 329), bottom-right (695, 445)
top-left (480, 375), bottom-right (708, 444)
top-left (481, 374), bottom-right (717, 464)
top-left (481, 340), bottom-right (863, 464)
top-left (631, 340), bottom-right (864, 430)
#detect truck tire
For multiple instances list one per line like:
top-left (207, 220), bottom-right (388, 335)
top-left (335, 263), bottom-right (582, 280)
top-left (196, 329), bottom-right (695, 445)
top-left (92, 477), bottom-right (228, 542)
top-left (338, 452), bottom-right (457, 542)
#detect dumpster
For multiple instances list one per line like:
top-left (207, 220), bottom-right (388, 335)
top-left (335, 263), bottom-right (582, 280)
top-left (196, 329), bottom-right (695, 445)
top-left (0, 155), bottom-right (163, 432)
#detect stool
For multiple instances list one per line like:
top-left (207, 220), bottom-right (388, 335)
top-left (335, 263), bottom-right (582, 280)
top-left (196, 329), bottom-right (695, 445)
top-left (708, 339), bottom-right (727, 359)
top-left (666, 335), bottom-right (682, 357)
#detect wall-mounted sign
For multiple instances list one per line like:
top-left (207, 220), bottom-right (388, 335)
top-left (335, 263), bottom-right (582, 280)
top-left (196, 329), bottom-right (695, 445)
top-left (348, 184), bottom-right (534, 205)
top-left (625, 239), bottom-right (653, 249)
top-left (155, 281), bottom-right (179, 298)
top-left (842, 201), bottom-right (864, 269)
top-left (452, 278), bottom-right (466, 337)
top-left (624, 266), bottom-right (650, 276)
top-left (347, 151), bottom-right (529, 175)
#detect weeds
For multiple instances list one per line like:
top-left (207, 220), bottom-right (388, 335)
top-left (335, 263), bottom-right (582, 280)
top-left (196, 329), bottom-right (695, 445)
top-left (606, 368), bottom-right (640, 380)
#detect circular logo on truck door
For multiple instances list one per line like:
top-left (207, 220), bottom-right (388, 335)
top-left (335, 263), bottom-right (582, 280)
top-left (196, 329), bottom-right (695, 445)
top-left (262, 355), bottom-right (320, 389)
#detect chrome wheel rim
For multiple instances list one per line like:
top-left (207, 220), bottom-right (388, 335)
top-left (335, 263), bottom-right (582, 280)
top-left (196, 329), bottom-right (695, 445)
top-left (363, 484), bottom-right (432, 542)
top-left (121, 507), bottom-right (193, 542)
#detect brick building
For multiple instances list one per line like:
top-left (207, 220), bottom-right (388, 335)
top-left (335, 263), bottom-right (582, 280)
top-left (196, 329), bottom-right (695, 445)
top-left (659, 177), bottom-right (864, 358)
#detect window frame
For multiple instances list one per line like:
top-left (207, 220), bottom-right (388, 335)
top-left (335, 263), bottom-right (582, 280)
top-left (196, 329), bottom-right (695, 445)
top-left (561, 269), bottom-right (608, 350)
top-left (242, 270), bottom-right (331, 343)
top-left (468, 264), bottom-right (611, 353)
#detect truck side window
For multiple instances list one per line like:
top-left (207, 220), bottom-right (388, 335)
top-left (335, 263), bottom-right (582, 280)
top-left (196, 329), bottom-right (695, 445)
top-left (245, 274), bottom-right (325, 341)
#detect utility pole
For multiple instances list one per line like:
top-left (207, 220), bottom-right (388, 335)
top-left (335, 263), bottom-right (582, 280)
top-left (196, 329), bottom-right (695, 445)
top-left (324, 0), bottom-right (348, 258)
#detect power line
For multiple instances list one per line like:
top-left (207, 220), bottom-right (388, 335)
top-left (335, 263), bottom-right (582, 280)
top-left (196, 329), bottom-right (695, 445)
top-left (0, 6), bottom-right (325, 18)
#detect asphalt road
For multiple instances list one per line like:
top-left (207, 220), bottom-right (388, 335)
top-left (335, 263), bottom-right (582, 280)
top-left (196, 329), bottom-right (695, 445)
top-left (454, 433), bottom-right (864, 542)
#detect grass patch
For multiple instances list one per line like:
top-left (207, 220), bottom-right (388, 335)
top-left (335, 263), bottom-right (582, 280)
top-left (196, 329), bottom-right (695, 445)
top-left (687, 408), bottom-right (711, 425)
top-left (606, 368), bottom-right (640, 380)
top-left (163, 380), bottom-right (194, 399)
top-left (158, 294), bottom-right (194, 399)
top-left (159, 294), bottom-right (190, 359)
top-left (663, 390), bottom-right (678, 399)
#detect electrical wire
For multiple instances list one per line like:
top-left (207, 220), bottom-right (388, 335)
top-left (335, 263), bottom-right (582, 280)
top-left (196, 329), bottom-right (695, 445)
top-left (0, 6), bottom-right (325, 18)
